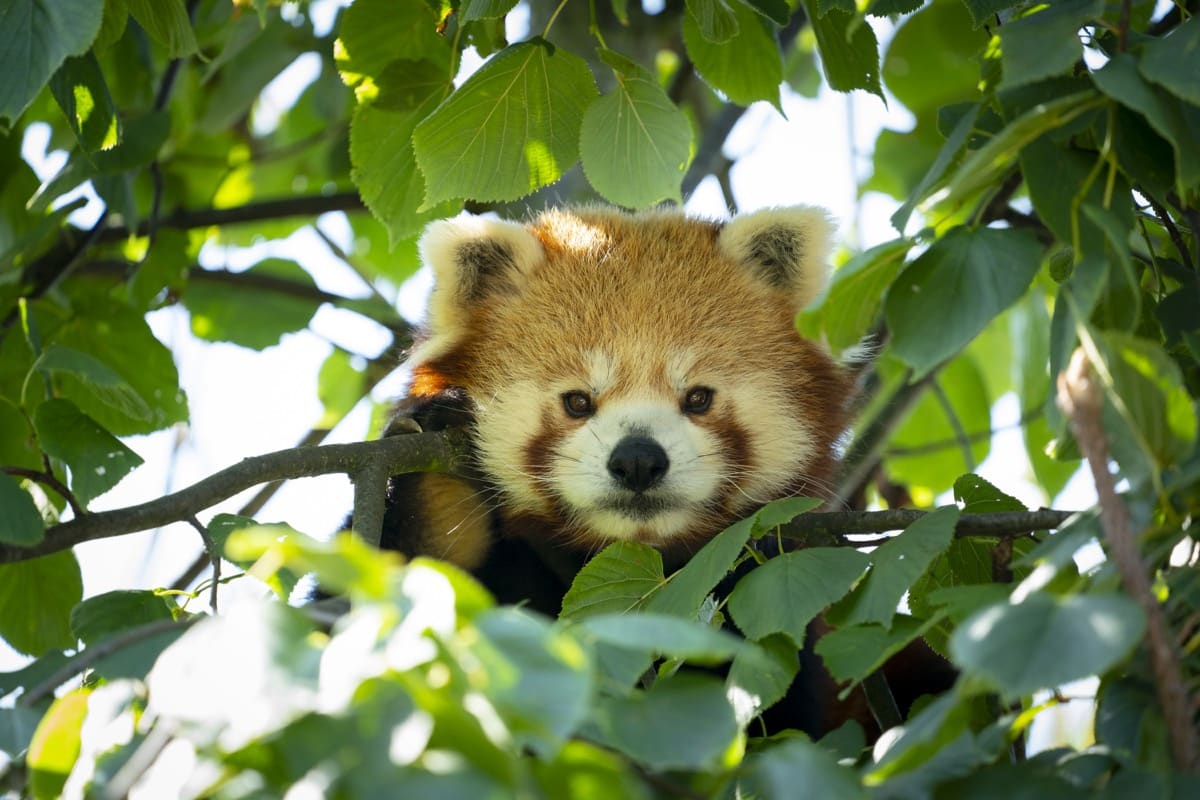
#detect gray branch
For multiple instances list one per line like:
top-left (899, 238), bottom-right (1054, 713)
top-left (0, 431), bottom-right (471, 565)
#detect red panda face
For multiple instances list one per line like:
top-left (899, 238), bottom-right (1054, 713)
top-left (408, 207), bottom-right (851, 552)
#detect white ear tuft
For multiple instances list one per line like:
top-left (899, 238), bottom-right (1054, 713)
top-left (718, 205), bottom-right (835, 309)
top-left (416, 214), bottom-right (544, 352)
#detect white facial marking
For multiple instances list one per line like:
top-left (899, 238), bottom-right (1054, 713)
top-left (584, 349), bottom-right (618, 396)
top-left (474, 380), bottom-right (547, 514)
top-left (554, 397), bottom-right (722, 541)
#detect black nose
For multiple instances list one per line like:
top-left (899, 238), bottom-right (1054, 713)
top-left (607, 436), bottom-right (670, 493)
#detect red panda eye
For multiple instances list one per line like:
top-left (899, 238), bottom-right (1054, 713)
top-left (562, 391), bottom-right (594, 418)
top-left (682, 386), bottom-right (713, 414)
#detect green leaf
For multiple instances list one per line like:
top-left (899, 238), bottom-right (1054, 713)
top-left (413, 40), bottom-right (598, 206)
top-left (740, 736), bottom-right (868, 800)
top-left (34, 345), bottom-right (151, 423)
top-left (316, 348), bottom-right (366, 429)
top-left (197, 15), bottom-right (302, 133)
top-left (34, 398), bottom-right (143, 507)
top-left (581, 52), bottom-right (693, 208)
top-left (643, 514), bottom-right (752, 617)
top-left (802, 1), bottom-right (882, 98)
top-left (461, 0), bottom-right (520, 22)
top-left (560, 541), bottom-right (664, 619)
top-left (686, 0), bottom-right (740, 43)
top-left (727, 547), bottom-right (869, 646)
top-left (798, 238), bottom-right (912, 352)
top-left (51, 300), bottom-right (187, 436)
top-left (684, 0), bottom-right (782, 107)
top-left (27, 688), bottom-right (89, 800)
top-left (882, 0), bottom-right (982, 115)
top-left (474, 609), bottom-right (591, 755)
top-left (961, 0), bottom-right (1020, 28)
top-left (335, 0), bottom-right (447, 86)
top-left (125, 0), bottom-right (198, 58)
top-left (726, 633), bottom-right (799, 725)
top-left (890, 104), bottom-right (979, 233)
top-left (864, 692), bottom-right (974, 782)
top-left (1093, 54), bottom-right (1200, 196)
top-left (1093, 331), bottom-right (1198, 478)
top-left (0, 0), bottom-right (105, 126)
top-left (830, 506), bottom-right (959, 629)
top-left (885, 226), bottom-right (1044, 379)
top-left (577, 612), bottom-right (745, 664)
top-left (532, 740), bottom-right (652, 800)
top-left (0, 474), bottom-right (45, 547)
top-left (1139, 16), bottom-right (1200, 107)
top-left (0, 705), bottom-right (43, 759)
top-left (69, 589), bottom-right (176, 646)
top-left (0, 551), bottom-right (83, 656)
top-left (350, 75), bottom-right (459, 246)
top-left (998, 0), bottom-right (1102, 90)
top-left (209, 516), bottom-right (303, 599)
top-left (49, 51), bottom-right (121, 152)
top-left (953, 474), bottom-right (1025, 513)
top-left (816, 616), bottom-right (932, 686)
top-left (745, 0), bottom-right (790, 26)
top-left (950, 592), bottom-right (1144, 697)
top-left (183, 260), bottom-right (321, 350)
top-left (592, 673), bottom-right (738, 771)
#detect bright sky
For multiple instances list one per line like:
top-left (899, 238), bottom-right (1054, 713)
top-left (6, 0), bottom-right (1100, 751)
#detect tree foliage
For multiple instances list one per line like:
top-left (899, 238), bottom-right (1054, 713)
top-left (2, 0), bottom-right (1199, 796)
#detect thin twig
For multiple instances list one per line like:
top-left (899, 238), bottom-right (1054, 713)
top-left (186, 515), bottom-right (220, 612)
top-left (1057, 348), bottom-right (1200, 771)
top-left (19, 617), bottom-right (199, 708)
top-left (778, 508), bottom-right (1075, 547)
top-left (2, 466), bottom-right (84, 517)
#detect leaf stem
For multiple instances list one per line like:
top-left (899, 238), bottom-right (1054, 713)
top-left (543, 0), bottom-right (571, 37)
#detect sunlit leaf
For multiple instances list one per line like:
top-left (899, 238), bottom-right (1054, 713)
top-left (0, 0), bottom-right (104, 126)
top-left (412, 40), bottom-right (598, 206)
top-left (581, 50), bottom-right (693, 208)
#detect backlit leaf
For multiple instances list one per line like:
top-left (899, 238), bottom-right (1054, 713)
top-left (413, 40), bottom-right (598, 206)
top-left (560, 541), bottom-right (664, 619)
top-left (0, 0), bottom-right (105, 126)
top-left (581, 52), bottom-right (693, 208)
top-left (684, 0), bottom-right (783, 107)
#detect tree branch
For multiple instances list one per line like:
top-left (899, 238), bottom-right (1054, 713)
top-left (2, 425), bottom-right (1078, 566)
top-left (1057, 348), bottom-right (1200, 771)
top-left (0, 431), bottom-right (472, 565)
top-left (779, 507), bottom-right (1075, 547)
top-left (101, 192), bottom-right (366, 243)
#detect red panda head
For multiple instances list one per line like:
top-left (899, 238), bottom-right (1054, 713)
top-left (407, 206), bottom-right (851, 553)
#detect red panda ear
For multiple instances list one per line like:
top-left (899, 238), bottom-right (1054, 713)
top-left (718, 206), bottom-right (835, 310)
top-left (417, 215), bottom-right (545, 341)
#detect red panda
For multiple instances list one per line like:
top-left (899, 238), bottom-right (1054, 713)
top-left (384, 205), bottom-right (851, 567)
top-left (376, 205), bottom-right (953, 736)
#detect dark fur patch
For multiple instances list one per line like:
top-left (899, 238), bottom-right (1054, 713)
top-left (747, 226), bottom-right (805, 288)
top-left (457, 239), bottom-right (517, 300)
